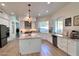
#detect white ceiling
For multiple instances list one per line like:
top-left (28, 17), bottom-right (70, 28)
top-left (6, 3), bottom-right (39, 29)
top-left (0, 2), bottom-right (69, 17)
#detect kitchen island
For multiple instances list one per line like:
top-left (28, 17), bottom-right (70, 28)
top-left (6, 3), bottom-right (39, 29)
top-left (19, 33), bottom-right (42, 55)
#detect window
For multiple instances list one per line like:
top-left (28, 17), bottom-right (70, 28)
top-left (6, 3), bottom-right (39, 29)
top-left (12, 21), bottom-right (15, 33)
top-left (38, 21), bottom-right (49, 33)
top-left (53, 18), bottom-right (63, 34)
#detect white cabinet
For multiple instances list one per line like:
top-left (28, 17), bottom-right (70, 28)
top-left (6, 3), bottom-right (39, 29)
top-left (57, 36), bottom-right (79, 56)
top-left (57, 37), bottom-right (63, 50)
top-left (19, 39), bottom-right (31, 54)
top-left (62, 38), bottom-right (67, 52)
top-left (19, 38), bottom-right (41, 55)
top-left (30, 39), bottom-right (41, 53)
top-left (68, 39), bottom-right (76, 56)
top-left (57, 37), bottom-right (67, 53)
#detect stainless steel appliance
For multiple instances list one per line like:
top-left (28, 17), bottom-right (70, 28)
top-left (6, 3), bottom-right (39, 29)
top-left (70, 30), bottom-right (79, 39)
top-left (52, 35), bottom-right (58, 47)
top-left (0, 25), bottom-right (9, 48)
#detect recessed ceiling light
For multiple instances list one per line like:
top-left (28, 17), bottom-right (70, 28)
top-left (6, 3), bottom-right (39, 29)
top-left (38, 13), bottom-right (40, 16)
top-left (1, 3), bottom-right (5, 6)
top-left (47, 2), bottom-right (51, 4)
top-left (46, 10), bottom-right (48, 13)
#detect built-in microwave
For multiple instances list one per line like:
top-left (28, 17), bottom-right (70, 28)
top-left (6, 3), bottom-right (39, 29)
top-left (70, 30), bottom-right (79, 39)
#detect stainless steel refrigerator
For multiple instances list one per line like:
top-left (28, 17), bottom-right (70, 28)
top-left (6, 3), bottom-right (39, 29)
top-left (0, 25), bottom-right (9, 48)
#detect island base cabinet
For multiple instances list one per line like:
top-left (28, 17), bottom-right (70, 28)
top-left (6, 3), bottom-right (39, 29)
top-left (19, 39), bottom-right (41, 55)
top-left (19, 40), bottom-right (31, 55)
top-left (30, 39), bottom-right (41, 53)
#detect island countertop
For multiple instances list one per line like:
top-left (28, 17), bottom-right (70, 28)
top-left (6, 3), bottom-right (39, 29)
top-left (19, 33), bottom-right (41, 40)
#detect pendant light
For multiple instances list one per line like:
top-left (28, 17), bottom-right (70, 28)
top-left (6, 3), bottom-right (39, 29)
top-left (28, 4), bottom-right (32, 23)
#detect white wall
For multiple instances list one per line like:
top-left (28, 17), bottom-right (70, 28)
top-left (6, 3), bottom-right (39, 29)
top-left (0, 11), bottom-right (19, 42)
top-left (0, 17), bottom-right (10, 27)
top-left (0, 12), bottom-right (10, 27)
top-left (51, 2), bottom-right (79, 36)
top-left (38, 2), bottom-right (79, 43)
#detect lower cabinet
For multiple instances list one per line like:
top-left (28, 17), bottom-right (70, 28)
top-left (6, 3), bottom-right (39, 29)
top-left (57, 37), bottom-right (63, 50)
top-left (30, 39), bottom-right (41, 53)
top-left (19, 38), bottom-right (41, 55)
top-left (57, 37), bottom-right (67, 53)
top-left (19, 39), bottom-right (30, 54)
top-left (57, 37), bottom-right (79, 56)
top-left (62, 38), bottom-right (67, 53)
top-left (68, 39), bottom-right (76, 56)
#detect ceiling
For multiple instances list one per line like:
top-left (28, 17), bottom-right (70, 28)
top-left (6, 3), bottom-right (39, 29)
top-left (0, 2), bottom-right (69, 17)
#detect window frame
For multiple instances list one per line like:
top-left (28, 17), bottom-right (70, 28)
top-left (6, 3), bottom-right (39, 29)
top-left (53, 17), bottom-right (64, 35)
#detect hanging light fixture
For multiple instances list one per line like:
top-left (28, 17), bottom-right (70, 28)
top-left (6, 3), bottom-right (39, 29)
top-left (28, 4), bottom-right (32, 23)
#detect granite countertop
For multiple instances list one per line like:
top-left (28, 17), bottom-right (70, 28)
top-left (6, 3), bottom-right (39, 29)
top-left (52, 34), bottom-right (79, 41)
top-left (19, 33), bottom-right (41, 40)
top-left (52, 34), bottom-right (63, 37)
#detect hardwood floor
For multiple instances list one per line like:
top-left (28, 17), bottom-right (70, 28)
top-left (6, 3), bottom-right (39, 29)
top-left (41, 41), bottom-right (68, 56)
top-left (0, 39), bottom-right (19, 56)
top-left (0, 39), bottom-right (68, 56)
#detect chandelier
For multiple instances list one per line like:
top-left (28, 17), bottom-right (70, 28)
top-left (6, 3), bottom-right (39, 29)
top-left (27, 4), bottom-right (32, 23)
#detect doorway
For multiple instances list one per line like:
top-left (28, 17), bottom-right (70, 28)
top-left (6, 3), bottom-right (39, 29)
top-left (16, 22), bottom-right (19, 37)
top-left (38, 21), bottom-right (49, 33)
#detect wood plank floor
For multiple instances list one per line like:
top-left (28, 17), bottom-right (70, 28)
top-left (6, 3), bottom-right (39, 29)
top-left (0, 39), bottom-right (68, 56)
